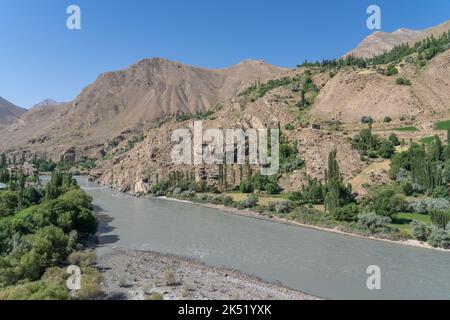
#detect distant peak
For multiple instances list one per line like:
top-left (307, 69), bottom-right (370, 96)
top-left (31, 99), bottom-right (59, 109)
top-left (133, 57), bottom-right (184, 69)
top-left (238, 59), bottom-right (267, 66)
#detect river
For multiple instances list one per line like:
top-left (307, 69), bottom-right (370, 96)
top-left (76, 177), bottom-right (450, 300)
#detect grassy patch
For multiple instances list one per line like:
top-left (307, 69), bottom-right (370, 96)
top-left (391, 212), bottom-right (432, 234)
top-left (392, 126), bottom-right (419, 132)
top-left (225, 192), bottom-right (288, 206)
top-left (420, 136), bottom-right (435, 144)
top-left (435, 120), bottom-right (450, 131)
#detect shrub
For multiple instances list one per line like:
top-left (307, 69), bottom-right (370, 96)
top-left (430, 210), bottom-right (450, 230)
top-left (406, 198), bottom-right (450, 214)
top-left (361, 116), bottom-right (374, 124)
top-left (68, 251), bottom-right (97, 268)
top-left (357, 213), bottom-right (392, 233)
top-left (402, 182), bottom-right (414, 196)
top-left (411, 220), bottom-right (431, 241)
top-left (146, 292), bottom-right (164, 300)
top-left (333, 203), bottom-right (359, 222)
top-left (385, 64), bottom-right (398, 76)
top-left (0, 191), bottom-right (18, 217)
top-left (432, 186), bottom-right (449, 199)
top-left (163, 271), bottom-right (176, 286)
top-left (383, 117), bottom-right (392, 123)
top-left (369, 187), bottom-right (405, 218)
top-left (42, 267), bottom-right (67, 286)
top-left (388, 133), bottom-right (400, 146)
top-left (239, 181), bottom-right (253, 194)
top-left (240, 195), bottom-right (258, 209)
top-left (0, 280), bottom-right (69, 300)
top-left (284, 124), bottom-right (295, 131)
top-left (427, 227), bottom-right (450, 249)
top-left (396, 77), bottom-right (412, 86)
top-left (274, 201), bottom-right (292, 214)
top-left (75, 267), bottom-right (102, 300)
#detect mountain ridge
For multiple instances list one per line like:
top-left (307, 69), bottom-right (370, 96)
top-left (0, 96), bottom-right (26, 128)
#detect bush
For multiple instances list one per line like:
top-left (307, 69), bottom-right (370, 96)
top-left (275, 201), bottom-right (292, 214)
top-left (42, 267), bottom-right (67, 286)
top-left (240, 195), bottom-right (258, 209)
top-left (430, 210), bottom-right (450, 230)
top-left (163, 271), bottom-right (176, 286)
top-left (239, 181), bottom-right (253, 194)
top-left (0, 191), bottom-right (18, 217)
top-left (388, 133), bottom-right (401, 146)
top-left (146, 292), bottom-right (164, 300)
top-left (427, 227), bottom-right (450, 249)
top-left (432, 186), bottom-right (449, 199)
top-left (406, 198), bottom-right (450, 214)
top-left (396, 77), bottom-right (412, 85)
top-left (333, 203), bottom-right (359, 222)
top-left (369, 187), bottom-right (405, 218)
top-left (75, 267), bottom-right (102, 300)
top-left (383, 117), bottom-right (392, 123)
top-left (402, 182), bottom-right (414, 196)
top-left (284, 124), bottom-right (295, 131)
top-left (0, 280), bottom-right (69, 300)
top-left (411, 220), bottom-right (431, 241)
top-left (67, 251), bottom-right (96, 268)
top-left (361, 116), bottom-right (374, 124)
top-left (357, 213), bottom-right (392, 233)
top-left (385, 64), bottom-right (398, 76)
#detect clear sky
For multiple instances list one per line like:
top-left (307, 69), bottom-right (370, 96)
top-left (1, 0), bottom-right (449, 108)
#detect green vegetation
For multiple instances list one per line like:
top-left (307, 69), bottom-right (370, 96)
top-left (435, 120), bottom-right (450, 131)
top-left (351, 126), bottom-right (396, 159)
top-left (396, 77), bottom-right (412, 86)
top-left (240, 77), bottom-right (294, 99)
top-left (176, 110), bottom-right (215, 122)
top-left (299, 30), bottom-right (450, 69)
top-left (421, 136), bottom-right (436, 145)
top-left (392, 126), bottom-right (419, 132)
top-left (0, 169), bottom-right (99, 299)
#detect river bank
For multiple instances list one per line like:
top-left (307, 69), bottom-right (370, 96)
top-left (97, 248), bottom-right (318, 300)
top-left (158, 196), bottom-right (450, 253)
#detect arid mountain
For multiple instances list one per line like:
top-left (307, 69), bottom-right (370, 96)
top-left (0, 58), bottom-right (286, 158)
top-left (310, 49), bottom-right (450, 123)
top-left (0, 97), bottom-right (26, 129)
top-left (31, 99), bottom-right (60, 109)
top-left (346, 19), bottom-right (450, 58)
top-left (94, 79), bottom-right (363, 194)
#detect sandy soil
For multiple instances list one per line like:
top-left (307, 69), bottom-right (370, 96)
top-left (97, 248), bottom-right (318, 300)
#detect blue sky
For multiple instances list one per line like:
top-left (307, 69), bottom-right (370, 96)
top-left (1, 0), bottom-right (449, 108)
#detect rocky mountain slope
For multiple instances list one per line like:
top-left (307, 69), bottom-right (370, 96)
top-left (93, 70), bottom-right (363, 194)
top-left (0, 58), bottom-right (286, 159)
top-left (347, 19), bottom-right (450, 58)
top-left (310, 49), bottom-right (450, 123)
top-left (0, 97), bottom-right (26, 128)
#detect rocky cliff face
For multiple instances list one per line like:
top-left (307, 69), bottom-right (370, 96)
top-left (94, 76), bottom-right (363, 195)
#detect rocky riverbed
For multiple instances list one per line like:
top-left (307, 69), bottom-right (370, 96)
top-left (97, 248), bottom-right (317, 300)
